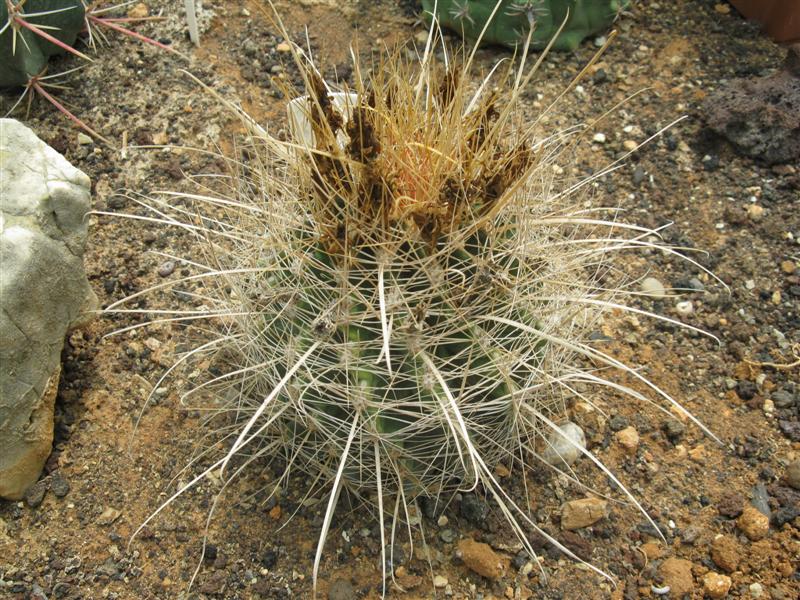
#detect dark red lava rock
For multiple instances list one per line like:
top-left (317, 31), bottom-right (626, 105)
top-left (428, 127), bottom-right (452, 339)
top-left (704, 45), bottom-right (800, 165)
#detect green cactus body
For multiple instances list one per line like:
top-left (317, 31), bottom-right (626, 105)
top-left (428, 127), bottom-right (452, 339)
top-left (202, 93), bottom-right (568, 496)
top-left (422, 0), bottom-right (629, 50)
top-left (113, 16), bottom-right (715, 593)
top-left (0, 0), bottom-right (85, 88)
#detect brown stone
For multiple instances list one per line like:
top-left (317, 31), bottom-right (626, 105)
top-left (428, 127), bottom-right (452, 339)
top-left (716, 491), bottom-right (745, 518)
top-left (658, 558), bottom-right (694, 597)
top-left (640, 541), bottom-right (664, 561)
top-left (0, 366), bottom-right (59, 500)
top-left (615, 426), bottom-right (640, 453)
top-left (688, 444), bottom-right (706, 463)
top-left (560, 497), bottom-right (609, 530)
top-left (737, 505), bottom-right (770, 540)
top-left (710, 535), bottom-right (740, 573)
top-left (127, 3), bottom-right (149, 19)
top-left (456, 538), bottom-right (506, 580)
top-left (702, 572), bottom-right (732, 599)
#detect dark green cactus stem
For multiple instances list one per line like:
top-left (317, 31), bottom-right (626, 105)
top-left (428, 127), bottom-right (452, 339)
top-left (0, 0), bottom-right (86, 88)
top-left (260, 228), bottom-right (545, 494)
top-left (422, 0), bottom-right (629, 51)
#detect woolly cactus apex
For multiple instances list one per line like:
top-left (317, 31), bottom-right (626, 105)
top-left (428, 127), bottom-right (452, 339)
top-left (0, 0), bottom-right (86, 88)
top-left (112, 25), bottom-right (715, 596)
top-left (422, 0), bottom-right (629, 50)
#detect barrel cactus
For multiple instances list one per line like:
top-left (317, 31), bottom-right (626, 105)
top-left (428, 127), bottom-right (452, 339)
top-left (117, 30), bottom-right (711, 594)
top-left (422, 0), bottom-right (629, 50)
top-left (0, 0), bottom-right (86, 88)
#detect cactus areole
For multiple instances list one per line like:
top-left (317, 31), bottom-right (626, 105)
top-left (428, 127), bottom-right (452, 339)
top-left (423, 0), bottom-right (630, 50)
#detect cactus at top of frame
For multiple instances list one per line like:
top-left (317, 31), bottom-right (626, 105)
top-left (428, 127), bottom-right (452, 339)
top-left (0, 0), bottom-right (86, 88)
top-left (422, 0), bottom-right (629, 50)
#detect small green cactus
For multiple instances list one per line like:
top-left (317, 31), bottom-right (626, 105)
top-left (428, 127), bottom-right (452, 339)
top-left (0, 0), bottom-right (86, 88)
top-left (422, 0), bottom-right (629, 50)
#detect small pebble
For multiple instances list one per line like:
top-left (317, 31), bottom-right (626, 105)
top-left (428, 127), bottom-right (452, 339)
top-left (662, 419), bottom-right (685, 444)
top-left (439, 529), bottom-right (455, 543)
top-left (276, 41), bottom-right (291, 53)
top-left (737, 505), bottom-right (769, 540)
top-left (772, 390), bottom-right (795, 408)
top-left (652, 585), bottom-right (670, 596)
top-left (541, 422), bottom-right (585, 467)
top-left (711, 535), bottom-right (740, 572)
top-left (747, 204), bottom-right (764, 221)
top-left (460, 493), bottom-right (489, 526)
top-left (51, 473), bottom-right (70, 498)
top-left (784, 460), bottom-right (800, 490)
top-left (96, 506), bottom-right (122, 526)
top-left (736, 380), bottom-right (757, 401)
top-left (24, 481), bottom-right (47, 508)
top-left (675, 300), bottom-right (693, 315)
top-left (750, 483), bottom-right (771, 519)
top-left (328, 578), bottom-right (354, 600)
top-left (688, 278), bottom-right (705, 292)
top-left (433, 575), bottom-right (448, 588)
top-left (592, 132), bottom-right (607, 143)
top-left (158, 260), bottom-right (176, 277)
top-left (593, 68), bottom-right (607, 84)
top-left (623, 140), bottom-right (638, 151)
top-left (780, 260), bottom-right (796, 274)
top-left (609, 415), bottom-right (629, 431)
top-left (77, 132), bottom-right (93, 145)
top-left (641, 277), bottom-right (666, 298)
top-left (632, 164), bottom-right (646, 185)
top-left (437, 515), bottom-right (449, 527)
top-left (560, 497), bottom-right (609, 530)
top-left (703, 572), bottom-right (732, 599)
top-left (127, 3), bottom-right (149, 19)
top-left (457, 538), bottom-right (505, 580)
top-left (749, 582), bottom-right (764, 598)
top-left (615, 426), bottom-right (639, 453)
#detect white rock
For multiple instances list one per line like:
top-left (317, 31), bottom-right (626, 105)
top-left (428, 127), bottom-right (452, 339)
top-left (592, 132), bottom-right (607, 143)
top-left (433, 575), bottom-right (448, 588)
top-left (675, 300), bottom-right (693, 315)
top-left (641, 277), bottom-right (667, 298)
top-left (541, 422), bottom-right (586, 467)
top-left (749, 583), bottom-right (763, 598)
top-left (0, 119), bottom-right (97, 500)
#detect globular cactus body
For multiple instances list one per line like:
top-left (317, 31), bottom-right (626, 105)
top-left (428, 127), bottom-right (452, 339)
top-left (118, 26), bottom-right (711, 594)
top-left (0, 0), bottom-right (85, 88)
top-left (423, 0), bottom-right (629, 50)
top-left (199, 67), bottom-right (583, 505)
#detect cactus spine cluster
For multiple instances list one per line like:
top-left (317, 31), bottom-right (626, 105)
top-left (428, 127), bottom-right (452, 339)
top-left (422, 0), bottom-right (629, 50)
top-left (0, 0), bottom-right (85, 88)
